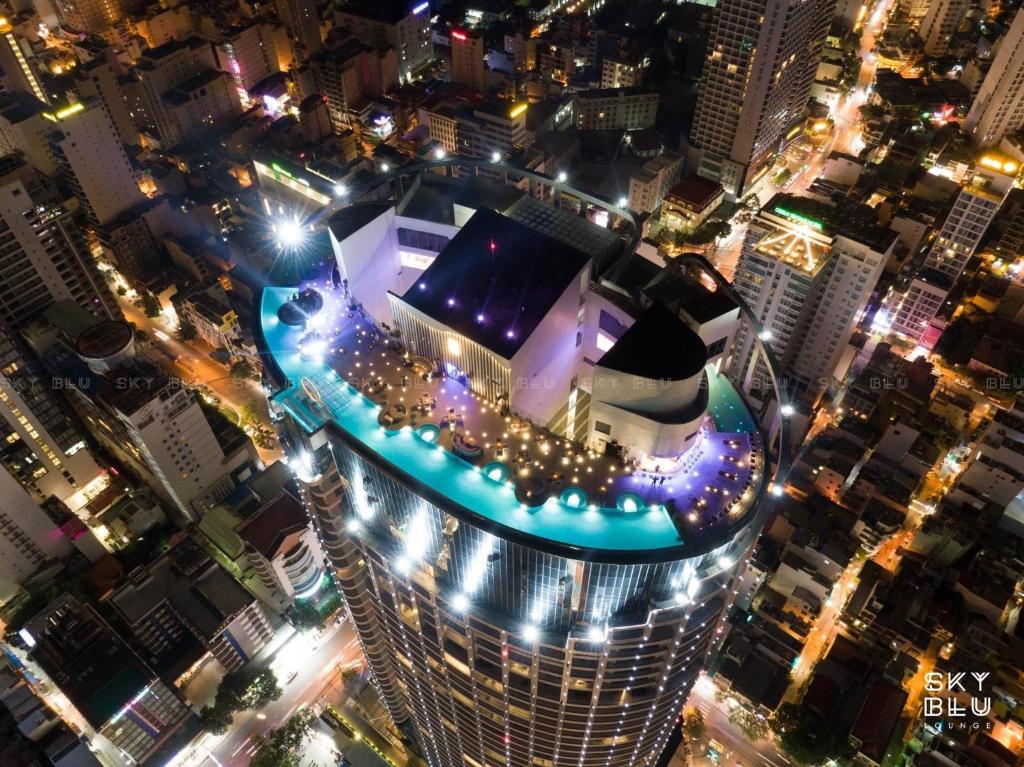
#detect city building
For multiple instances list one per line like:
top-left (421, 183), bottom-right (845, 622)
top-left (425, 99), bottom-right (528, 158)
top-left (0, 18), bottom-right (46, 103)
top-left (964, 9), bottom-right (1024, 147)
top-left (135, 37), bottom-right (242, 148)
top-left (334, 0), bottom-right (433, 82)
top-left (450, 28), bottom-right (487, 92)
top-left (73, 58), bottom-right (140, 147)
top-left (628, 151), bottom-right (684, 214)
top-left (659, 174), bottom-right (725, 232)
top-left (0, 177), bottom-right (119, 330)
top-left (22, 595), bottom-right (193, 764)
top-left (690, 0), bottom-right (834, 197)
top-left (890, 159), bottom-right (1012, 342)
top-left (110, 536), bottom-right (275, 677)
top-left (39, 310), bottom-right (259, 521)
top-left (310, 38), bottom-right (398, 133)
top-left (918, 0), bottom-right (968, 56)
top-left (600, 51), bottom-right (644, 89)
top-left (258, 171), bottom-right (777, 767)
top-left (48, 99), bottom-right (145, 227)
top-left (176, 283), bottom-right (244, 354)
top-left (0, 322), bottom-right (105, 509)
top-left (574, 87), bottom-right (659, 131)
top-left (238, 491), bottom-right (326, 605)
top-left (277, 0), bottom-right (323, 60)
top-left (52, 0), bottom-right (123, 32)
top-left (0, 466), bottom-right (73, 606)
top-left (732, 195), bottom-right (894, 415)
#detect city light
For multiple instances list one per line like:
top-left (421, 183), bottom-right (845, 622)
top-left (435, 147), bottom-right (446, 159)
top-left (453, 593), bottom-right (469, 611)
top-left (491, 151), bottom-right (502, 163)
top-left (522, 624), bottom-right (539, 642)
top-left (275, 216), bottom-right (305, 249)
top-left (759, 330), bottom-right (772, 341)
top-left (556, 170), bottom-right (568, 183)
top-left (617, 196), bottom-right (628, 208)
top-left (780, 404), bottom-right (794, 417)
top-left (334, 183), bottom-right (347, 197)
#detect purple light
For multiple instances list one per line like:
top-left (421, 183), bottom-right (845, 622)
top-left (506, 330), bottom-right (515, 339)
top-left (476, 313), bottom-right (485, 323)
top-left (447, 297), bottom-right (456, 307)
top-left (419, 282), bottom-right (427, 291)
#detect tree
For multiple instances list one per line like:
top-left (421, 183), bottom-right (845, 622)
top-left (729, 706), bottom-right (769, 741)
top-left (249, 711), bottom-right (313, 767)
top-left (140, 292), bottom-right (162, 318)
top-left (240, 401), bottom-right (262, 427)
top-left (770, 703), bottom-right (854, 766)
top-left (199, 704), bottom-right (233, 735)
top-left (229, 360), bottom-right (260, 382)
top-left (291, 601), bottom-right (325, 632)
top-left (683, 708), bottom-right (706, 742)
top-left (176, 321), bottom-right (197, 342)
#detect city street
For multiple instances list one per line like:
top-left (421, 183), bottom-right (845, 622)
top-left (116, 297), bottom-right (283, 465)
top-left (178, 621), bottom-right (366, 767)
top-left (689, 676), bottom-right (792, 767)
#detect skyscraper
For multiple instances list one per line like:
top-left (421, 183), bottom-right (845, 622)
top-left (732, 195), bottom-right (894, 412)
top-left (0, 178), bottom-right (119, 329)
top-left (918, 0), bottom-right (968, 56)
top-left (259, 184), bottom-right (777, 767)
top-left (451, 28), bottom-right (487, 92)
top-left (890, 158), bottom-right (1012, 341)
top-left (277, 0), bottom-right (324, 60)
top-left (691, 0), bottom-right (835, 197)
top-left (48, 99), bottom-right (144, 227)
top-left (52, 0), bottom-right (124, 33)
top-left (0, 465), bottom-right (73, 605)
top-left (964, 9), bottom-right (1024, 147)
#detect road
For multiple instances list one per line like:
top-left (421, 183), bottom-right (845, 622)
top-left (689, 676), bottom-right (792, 767)
top-left (117, 298), bottom-right (283, 465)
top-left (180, 622), bottom-right (366, 767)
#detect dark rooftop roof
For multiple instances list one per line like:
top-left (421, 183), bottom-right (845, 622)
top-left (238, 493), bottom-right (309, 558)
top-left (398, 208), bottom-right (592, 358)
top-left (665, 173), bottom-right (724, 209)
top-left (336, 0), bottom-right (420, 26)
top-left (596, 303), bottom-right (706, 380)
top-left (328, 202), bottom-right (392, 242)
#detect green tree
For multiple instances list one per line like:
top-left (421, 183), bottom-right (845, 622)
top-left (198, 704), bottom-right (233, 735)
top-left (140, 292), bottom-right (162, 318)
top-left (729, 706), bottom-right (768, 741)
top-left (230, 360), bottom-right (260, 382)
top-left (249, 710), bottom-right (313, 767)
top-left (176, 321), bottom-right (197, 342)
top-left (770, 703), bottom-right (854, 766)
top-left (240, 401), bottom-right (262, 427)
top-left (291, 601), bottom-right (325, 632)
top-left (683, 708), bottom-right (706, 742)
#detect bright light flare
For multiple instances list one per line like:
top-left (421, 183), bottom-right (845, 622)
top-left (275, 216), bottom-right (305, 249)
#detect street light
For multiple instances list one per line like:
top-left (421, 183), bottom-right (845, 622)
top-left (556, 170), bottom-right (568, 183)
top-left (491, 151), bottom-right (501, 163)
top-left (617, 196), bottom-right (628, 208)
top-left (334, 183), bottom-right (347, 197)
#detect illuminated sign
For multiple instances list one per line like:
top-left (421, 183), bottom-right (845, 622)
top-left (508, 103), bottom-right (527, 119)
top-left (979, 154), bottom-right (1019, 174)
top-left (451, 29), bottom-right (467, 41)
top-left (413, 1), bottom-right (429, 12)
top-left (42, 102), bottom-right (85, 121)
top-left (773, 206), bottom-right (824, 231)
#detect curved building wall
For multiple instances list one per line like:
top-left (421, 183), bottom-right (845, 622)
top-left (295, 426), bottom-right (765, 767)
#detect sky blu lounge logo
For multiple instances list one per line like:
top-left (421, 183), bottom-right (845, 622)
top-left (924, 672), bottom-right (993, 732)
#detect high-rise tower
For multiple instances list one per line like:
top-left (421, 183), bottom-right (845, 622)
top-left (691, 0), bottom-right (835, 198)
top-left (258, 178), bottom-right (779, 767)
top-left (964, 9), bottom-right (1024, 147)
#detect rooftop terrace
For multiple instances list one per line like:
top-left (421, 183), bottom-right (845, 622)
top-left (261, 279), bottom-right (766, 561)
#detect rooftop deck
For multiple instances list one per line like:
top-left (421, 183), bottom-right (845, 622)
top-left (261, 282), bottom-right (766, 560)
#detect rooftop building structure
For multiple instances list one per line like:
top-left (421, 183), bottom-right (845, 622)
top-left (257, 167), bottom-right (781, 767)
